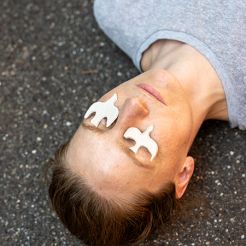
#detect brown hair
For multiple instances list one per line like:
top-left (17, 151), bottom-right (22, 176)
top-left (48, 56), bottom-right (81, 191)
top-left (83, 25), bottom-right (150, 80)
top-left (46, 141), bottom-right (177, 246)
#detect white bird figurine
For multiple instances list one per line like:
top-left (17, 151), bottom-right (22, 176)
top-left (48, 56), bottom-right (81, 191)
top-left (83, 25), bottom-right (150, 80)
top-left (84, 93), bottom-right (119, 127)
top-left (123, 125), bottom-right (158, 161)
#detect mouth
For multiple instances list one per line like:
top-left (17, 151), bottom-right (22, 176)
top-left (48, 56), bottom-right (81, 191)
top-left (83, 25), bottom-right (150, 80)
top-left (137, 83), bottom-right (166, 105)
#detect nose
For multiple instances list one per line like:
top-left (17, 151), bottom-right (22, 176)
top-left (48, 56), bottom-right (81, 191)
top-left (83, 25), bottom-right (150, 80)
top-left (117, 97), bottom-right (149, 124)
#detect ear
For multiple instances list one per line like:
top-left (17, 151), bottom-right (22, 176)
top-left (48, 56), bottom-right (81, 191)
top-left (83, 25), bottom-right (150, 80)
top-left (174, 156), bottom-right (194, 199)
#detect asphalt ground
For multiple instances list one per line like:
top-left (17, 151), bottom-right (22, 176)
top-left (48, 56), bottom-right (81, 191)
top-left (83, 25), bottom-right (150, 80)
top-left (1, 0), bottom-right (245, 245)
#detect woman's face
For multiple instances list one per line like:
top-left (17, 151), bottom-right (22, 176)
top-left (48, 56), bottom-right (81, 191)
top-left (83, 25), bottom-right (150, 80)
top-left (66, 69), bottom-right (194, 201)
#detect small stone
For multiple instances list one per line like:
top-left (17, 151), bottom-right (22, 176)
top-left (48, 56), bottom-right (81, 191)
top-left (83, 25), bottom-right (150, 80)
top-left (36, 137), bottom-right (42, 142)
top-left (117, 71), bottom-right (122, 77)
top-left (32, 149), bottom-right (37, 154)
top-left (65, 121), bottom-right (72, 126)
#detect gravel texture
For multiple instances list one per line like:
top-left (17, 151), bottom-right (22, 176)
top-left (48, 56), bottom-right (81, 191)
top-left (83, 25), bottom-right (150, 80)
top-left (1, 0), bottom-right (245, 245)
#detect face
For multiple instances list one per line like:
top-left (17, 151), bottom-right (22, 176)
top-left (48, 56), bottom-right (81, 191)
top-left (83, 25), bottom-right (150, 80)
top-left (66, 69), bottom-right (194, 202)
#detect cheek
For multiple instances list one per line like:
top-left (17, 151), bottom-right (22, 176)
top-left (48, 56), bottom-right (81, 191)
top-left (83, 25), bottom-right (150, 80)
top-left (153, 114), bottom-right (185, 150)
top-left (168, 100), bottom-right (193, 134)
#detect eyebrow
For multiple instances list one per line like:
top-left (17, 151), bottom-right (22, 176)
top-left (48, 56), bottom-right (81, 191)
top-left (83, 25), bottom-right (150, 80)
top-left (81, 121), bottom-right (153, 170)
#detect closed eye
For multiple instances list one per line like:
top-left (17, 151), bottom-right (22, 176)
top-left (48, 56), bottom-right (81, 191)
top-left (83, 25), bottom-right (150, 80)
top-left (82, 116), bottom-right (117, 131)
top-left (95, 117), bottom-right (117, 130)
top-left (127, 140), bottom-right (151, 156)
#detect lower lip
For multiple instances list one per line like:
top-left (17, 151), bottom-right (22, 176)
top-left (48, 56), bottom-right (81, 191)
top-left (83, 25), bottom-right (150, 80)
top-left (137, 83), bottom-right (166, 105)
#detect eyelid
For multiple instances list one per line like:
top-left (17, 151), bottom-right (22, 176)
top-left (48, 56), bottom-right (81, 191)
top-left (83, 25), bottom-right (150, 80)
top-left (119, 139), bottom-right (154, 169)
top-left (84, 116), bottom-right (117, 130)
top-left (124, 136), bottom-right (151, 157)
top-left (100, 117), bottom-right (117, 129)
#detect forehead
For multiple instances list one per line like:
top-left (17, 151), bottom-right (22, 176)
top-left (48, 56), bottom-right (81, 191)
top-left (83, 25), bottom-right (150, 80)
top-left (67, 126), bottom-right (146, 176)
top-left (66, 125), bottom-right (162, 195)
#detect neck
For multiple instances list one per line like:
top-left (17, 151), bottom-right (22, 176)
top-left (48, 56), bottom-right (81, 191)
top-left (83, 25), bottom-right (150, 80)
top-left (141, 40), bottom-right (228, 147)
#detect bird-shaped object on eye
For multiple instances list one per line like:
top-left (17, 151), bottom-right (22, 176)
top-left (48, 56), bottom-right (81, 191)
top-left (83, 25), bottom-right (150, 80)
top-left (84, 93), bottom-right (119, 127)
top-left (123, 125), bottom-right (158, 161)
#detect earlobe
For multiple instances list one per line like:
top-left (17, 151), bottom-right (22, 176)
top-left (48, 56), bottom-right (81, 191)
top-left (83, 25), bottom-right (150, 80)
top-left (175, 156), bottom-right (194, 199)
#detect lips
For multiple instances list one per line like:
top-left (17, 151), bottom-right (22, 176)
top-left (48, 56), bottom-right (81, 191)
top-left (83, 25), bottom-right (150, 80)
top-left (137, 83), bottom-right (166, 105)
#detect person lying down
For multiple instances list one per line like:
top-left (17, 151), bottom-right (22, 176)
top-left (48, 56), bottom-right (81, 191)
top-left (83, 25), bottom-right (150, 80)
top-left (46, 1), bottom-right (246, 245)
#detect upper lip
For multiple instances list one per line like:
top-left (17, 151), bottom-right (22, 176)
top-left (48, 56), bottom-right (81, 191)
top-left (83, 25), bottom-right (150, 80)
top-left (137, 83), bottom-right (166, 105)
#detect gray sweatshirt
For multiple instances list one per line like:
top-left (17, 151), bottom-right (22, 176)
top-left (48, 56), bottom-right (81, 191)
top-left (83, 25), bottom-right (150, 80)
top-left (93, 0), bottom-right (246, 130)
